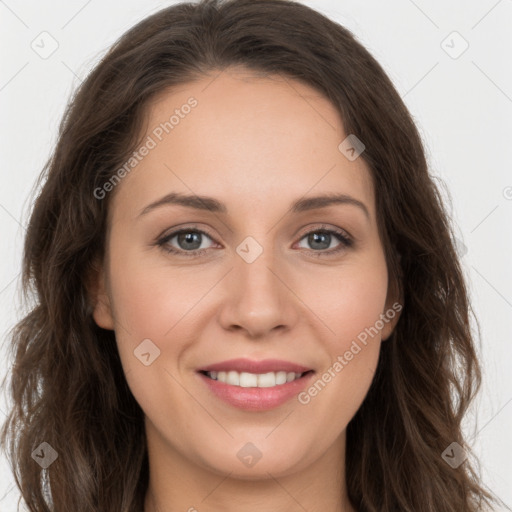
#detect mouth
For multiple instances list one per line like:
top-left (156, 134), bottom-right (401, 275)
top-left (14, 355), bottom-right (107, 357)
top-left (195, 358), bottom-right (316, 411)
top-left (198, 369), bottom-right (314, 388)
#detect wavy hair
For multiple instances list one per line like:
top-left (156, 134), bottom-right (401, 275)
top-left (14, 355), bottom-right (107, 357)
top-left (0, 0), bottom-right (503, 510)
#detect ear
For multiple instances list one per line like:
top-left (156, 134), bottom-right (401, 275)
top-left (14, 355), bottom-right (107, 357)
top-left (86, 257), bottom-right (115, 330)
top-left (381, 254), bottom-right (404, 341)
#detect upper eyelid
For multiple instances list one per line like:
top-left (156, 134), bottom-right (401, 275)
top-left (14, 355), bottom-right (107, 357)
top-left (159, 225), bottom-right (217, 244)
top-left (158, 224), bottom-right (352, 247)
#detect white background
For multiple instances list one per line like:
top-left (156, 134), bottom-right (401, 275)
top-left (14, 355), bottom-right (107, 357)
top-left (1, 0), bottom-right (511, 510)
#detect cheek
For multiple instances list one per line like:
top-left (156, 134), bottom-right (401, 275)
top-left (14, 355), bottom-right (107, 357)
top-left (300, 257), bottom-right (387, 407)
top-left (305, 256), bottom-right (389, 348)
top-left (108, 245), bottom-right (211, 343)
top-left (106, 250), bottom-right (199, 427)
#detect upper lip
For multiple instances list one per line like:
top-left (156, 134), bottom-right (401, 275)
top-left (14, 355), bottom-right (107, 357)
top-left (198, 358), bottom-right (313, 374)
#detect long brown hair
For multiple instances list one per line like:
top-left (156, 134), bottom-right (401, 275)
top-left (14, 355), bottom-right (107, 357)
top-left (0, 0), bottom-right (504, 510)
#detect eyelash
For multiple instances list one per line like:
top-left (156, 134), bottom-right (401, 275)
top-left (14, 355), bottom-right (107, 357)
top-left (155, 224), bottom-right (353, 258)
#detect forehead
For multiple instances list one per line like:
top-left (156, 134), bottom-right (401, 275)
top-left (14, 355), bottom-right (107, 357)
top-left (111, 68), bottom-right (375, 222)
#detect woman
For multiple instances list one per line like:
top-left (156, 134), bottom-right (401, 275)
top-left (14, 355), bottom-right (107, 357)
top-left (0, 0), bottom-right (503, 510)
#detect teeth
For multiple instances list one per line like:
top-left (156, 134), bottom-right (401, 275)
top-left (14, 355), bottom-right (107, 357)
top-left (206, 370), bottom-right (305, 387)
top-left (226, 371), bottom-right (239, 385)
top-left (240, 372), bottom-right (258, 387)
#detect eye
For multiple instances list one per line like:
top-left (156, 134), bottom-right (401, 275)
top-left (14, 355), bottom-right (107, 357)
top-left (157, 227), bottom-right (216, 257)
top-left (156, 224), bottom-right (353, 258)
top-left (295, 225), bottom-right (353, 256)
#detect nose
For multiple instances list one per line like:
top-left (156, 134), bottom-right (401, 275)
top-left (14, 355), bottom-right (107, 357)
top-left (217, 240), bottom-right (298, 339)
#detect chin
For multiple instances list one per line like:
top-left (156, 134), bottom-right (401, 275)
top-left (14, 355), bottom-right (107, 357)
top-left (196, 443), bottom-right (311, 480)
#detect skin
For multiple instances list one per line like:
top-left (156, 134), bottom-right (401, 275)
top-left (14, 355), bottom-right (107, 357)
top-left (91, 67), bottom-right (401, 512)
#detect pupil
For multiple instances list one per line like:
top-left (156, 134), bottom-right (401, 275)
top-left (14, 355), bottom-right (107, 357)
top-left (179, 232), bottom-right (201, 250)
top-left (310, 232), bottom-right (329, 250)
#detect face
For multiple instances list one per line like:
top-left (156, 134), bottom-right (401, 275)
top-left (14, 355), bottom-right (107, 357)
top-left (92, 67), bottom-right (400, 479)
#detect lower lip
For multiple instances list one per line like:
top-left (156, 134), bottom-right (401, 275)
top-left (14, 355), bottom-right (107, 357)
top-left (197, 371), bottom-right (315, 411)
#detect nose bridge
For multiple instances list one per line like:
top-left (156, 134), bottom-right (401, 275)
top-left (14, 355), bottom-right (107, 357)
top-left (220, 232), bottom-right (295, 336)
top-left (236, 233), bottom-right (281, 306)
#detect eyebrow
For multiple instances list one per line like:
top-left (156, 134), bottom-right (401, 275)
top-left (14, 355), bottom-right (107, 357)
top-left (138, 192), bottom-right (370, 219)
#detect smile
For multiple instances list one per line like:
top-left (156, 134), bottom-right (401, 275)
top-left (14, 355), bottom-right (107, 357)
top-left (197, 366), bottom-right (315, 411)
top-left (201, 370), bottom-right (311, 387)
